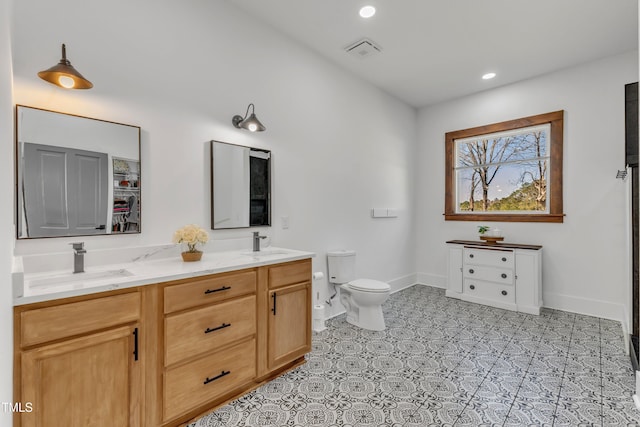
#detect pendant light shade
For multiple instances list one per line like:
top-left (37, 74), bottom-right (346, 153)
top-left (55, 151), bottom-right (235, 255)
top-left (38, 44), bottom-right (93, 89)
top-left (232, 103), bottom-right (266, 132)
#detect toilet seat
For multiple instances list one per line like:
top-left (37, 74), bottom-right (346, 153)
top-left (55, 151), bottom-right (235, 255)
top-left (347, 279), bottom-right (390, 293)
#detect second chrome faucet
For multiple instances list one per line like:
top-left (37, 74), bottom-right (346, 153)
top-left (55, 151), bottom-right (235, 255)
top-left (252, 232), bottom-right (267, 252)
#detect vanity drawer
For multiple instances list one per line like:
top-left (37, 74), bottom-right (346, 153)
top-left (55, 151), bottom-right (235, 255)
top-left (20, 292), bottom-right (140, 347)
top-left (464, 247), bottom-right (514, 268)
top-left (164, 270), bottom-right (256, 313)
top-left (268, 259), bottom-right (311, 289)
top-left (163, 338), bottom-right (256, 421)
top-left (165, 295), bottom-right (256, 366)
top-left (463, 264), bottom-right (513, 284)
top-left (463, 279), bottom-right (515, 303)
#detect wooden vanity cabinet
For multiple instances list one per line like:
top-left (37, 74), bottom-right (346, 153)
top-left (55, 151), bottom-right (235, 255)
top-left (160, 269), bottom-right (258, 425)
top-left (262, 259), bottom-right (312, 373)
top-left (14, 257), bottom-right (313, 427)
top-left (160, 259), bottom-right (312, 425)
top-left (14, 290), bottom-right (144, 427)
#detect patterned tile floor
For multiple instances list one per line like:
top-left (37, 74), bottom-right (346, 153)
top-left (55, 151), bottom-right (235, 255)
top-left (190, 285), bottom-right (640, 426)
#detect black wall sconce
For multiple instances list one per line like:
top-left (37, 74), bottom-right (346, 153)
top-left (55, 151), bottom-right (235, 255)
top-left (232, 103), bottom-right (266, 132)
top-left (38, 44), bottom-right (93, 89)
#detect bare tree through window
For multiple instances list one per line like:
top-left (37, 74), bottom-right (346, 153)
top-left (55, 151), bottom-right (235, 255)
top-left (456, 126), bottom-right (549, 212)
top-left (445, 111), bottom-right (564, 223)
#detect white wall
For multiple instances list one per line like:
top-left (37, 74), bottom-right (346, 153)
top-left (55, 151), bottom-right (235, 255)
top-left (17, 106), bottom-right (139, 158)
top-left (416, 51), bottom-right (639, 328)
top-left (0, 0), bottom-right (14, 423)
top-left (10, 0), bottom-right (417, 317)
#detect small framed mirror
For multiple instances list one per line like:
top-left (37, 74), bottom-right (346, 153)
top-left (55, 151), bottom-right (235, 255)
top-left (16, 105), bottom-right (141, 239)
top-left (211, 140), bottom-right (271, 229)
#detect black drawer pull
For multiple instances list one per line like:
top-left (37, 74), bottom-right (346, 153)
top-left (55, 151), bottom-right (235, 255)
top-left (501, 257), bottom-right (507, 262)
top-left (204, 286), bottom-right (231, 295)
top-left (272, 292), bottom-right (277, 315)
top-left (469, 285), bottom-right (475, 290)
top-left (469, 254), bottom-right (474, 258)
top-left (133, 328), bottom-right (139, 361)
top-left (204, 370), bottom-right (230, 385)
top-left (501, 290), bottom-right (508, 296)
top-left (469, 269), bottom-right (474, 274)
top-left (501, 273), bottom-right (507, 279)
top-left (205, 323), bottom-right (231, 334)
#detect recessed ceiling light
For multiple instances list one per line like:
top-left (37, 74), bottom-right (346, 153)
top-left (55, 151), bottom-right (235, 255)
top-left (359, 5), bottom-right (376, 18)
top-left (482, 72), bottom-right (497, 80)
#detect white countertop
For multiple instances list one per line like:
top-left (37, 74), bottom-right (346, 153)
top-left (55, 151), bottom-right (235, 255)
top-left (13, 247), bottom-right (315, 306)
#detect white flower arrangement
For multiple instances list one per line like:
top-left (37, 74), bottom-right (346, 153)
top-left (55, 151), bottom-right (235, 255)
top-left (172, 224), bottom-right (209, 253)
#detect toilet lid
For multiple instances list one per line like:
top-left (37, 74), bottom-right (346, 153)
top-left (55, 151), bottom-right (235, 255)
top-left (348, 279), bottom-right (390, 292)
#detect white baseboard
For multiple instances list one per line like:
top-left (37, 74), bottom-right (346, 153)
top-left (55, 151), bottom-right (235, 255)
top-left (634, 394), bottom-right (640, 411)
top-left (543, 291), bottom-right (627, 326)
top-left (326, 308), bottom-right (346, 320)
top-left (388, 273), bottom-right (418, 294)
top-left (622, 303), bottom-right (631, 355)
top-left (416, 272), bottom-right (446, 289)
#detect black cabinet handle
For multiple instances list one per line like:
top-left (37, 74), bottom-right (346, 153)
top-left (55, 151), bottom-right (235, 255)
top-left (501, 257), bottom-right (507, 262)
top-left (272, 292), bottom-right (277, 315)
top-left (205, 323), bottom-right (231, 334)
top-left (501, 273), bottom-right (507, 279)
top-left (204, 370), bottom-right (230, 385)
top-left (469, 285), bottom-right (475, 290)
top-left (469, 254), bottom-right (474, 258)
top-left (204, 286), bottom-right (231, 295)
top-left (501, 290), bottom-right (508, 296)
top-left (469, 269), bottom-right (474, 274)
top-left (133, 328), bottom-right (139, 361)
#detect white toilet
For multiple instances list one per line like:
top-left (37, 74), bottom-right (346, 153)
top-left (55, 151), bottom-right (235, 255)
top-left (327, 250), bottom-right (391, 331)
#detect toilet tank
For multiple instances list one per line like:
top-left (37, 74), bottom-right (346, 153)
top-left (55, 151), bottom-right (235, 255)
top-left (327, 250), bottom-right (356, 284)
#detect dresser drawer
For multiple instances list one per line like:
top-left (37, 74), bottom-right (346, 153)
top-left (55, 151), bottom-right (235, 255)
top-left (268, 259), bottom-right (311, 289)
top-left (164, 270), bottom-right (256, 313)
top-left (463, 264), bottom-right (513, 284)
top-left (21, 292), bottom-right (140, 347)
top-left (463, 279), bottom-right (515, 303)
top-left (163, 338), bottom-right (256, 421)
top-left (463, 247), bottom-right (514, 268)
top-left (165, 295), bottom-right (256, 366)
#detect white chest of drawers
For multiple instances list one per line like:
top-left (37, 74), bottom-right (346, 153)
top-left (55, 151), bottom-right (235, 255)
top-left (446, 240), bottom-right (542, 315)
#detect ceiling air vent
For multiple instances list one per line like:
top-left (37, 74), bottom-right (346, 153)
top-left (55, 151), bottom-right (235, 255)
top-left (344, 38), bottom-right (382, 59)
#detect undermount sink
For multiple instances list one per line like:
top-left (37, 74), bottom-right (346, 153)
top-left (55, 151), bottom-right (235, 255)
top-left (241, 249), bottom-right (291, 257)
top-left (27, 269), bottom-right (134, 289)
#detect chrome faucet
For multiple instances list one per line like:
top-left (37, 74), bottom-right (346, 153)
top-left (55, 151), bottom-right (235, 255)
top-left (70, 242), bottom-right (86, 273)
top-left (252, 232), bottom-right (267, 252)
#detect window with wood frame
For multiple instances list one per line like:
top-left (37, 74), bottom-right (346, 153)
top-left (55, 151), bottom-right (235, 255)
top-left (445, 111), bottom-right (564, 223)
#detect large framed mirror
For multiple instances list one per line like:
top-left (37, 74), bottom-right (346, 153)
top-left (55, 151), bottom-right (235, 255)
top-left (211, 140), bottom-right (271, 229)
top-left (16, 105), bottom-right (141, 239)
